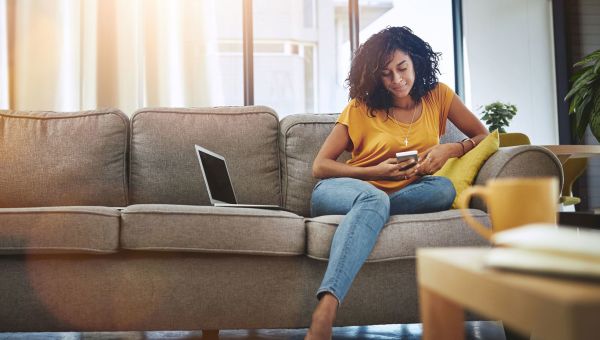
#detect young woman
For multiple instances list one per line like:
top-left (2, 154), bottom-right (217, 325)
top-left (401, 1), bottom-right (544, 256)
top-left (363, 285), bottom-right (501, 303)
top-left (306, 26), bottom-right (489, 339)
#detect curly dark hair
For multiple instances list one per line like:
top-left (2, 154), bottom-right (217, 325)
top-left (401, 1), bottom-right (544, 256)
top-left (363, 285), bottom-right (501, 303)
top-left (347, 26), bottom-right (441, 115)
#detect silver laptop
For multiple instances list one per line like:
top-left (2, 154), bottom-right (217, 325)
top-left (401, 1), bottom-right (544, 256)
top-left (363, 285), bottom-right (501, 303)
top-left (195, 145), bottom-right (290, 212)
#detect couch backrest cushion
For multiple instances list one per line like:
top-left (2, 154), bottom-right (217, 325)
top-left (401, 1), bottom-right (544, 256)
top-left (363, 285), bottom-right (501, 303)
top-left (279, 114), bottom-right (351, 216)
top-left (0, 109), bottom-right (129, 207)
top-left (129, 106), bottom-right (281, 205)
top-left (440, 119), bottom-right (467, 144)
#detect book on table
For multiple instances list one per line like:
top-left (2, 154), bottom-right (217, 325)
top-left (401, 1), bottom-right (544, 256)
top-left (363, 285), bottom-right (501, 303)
top-left (484, 224), bottom-right (600, 278)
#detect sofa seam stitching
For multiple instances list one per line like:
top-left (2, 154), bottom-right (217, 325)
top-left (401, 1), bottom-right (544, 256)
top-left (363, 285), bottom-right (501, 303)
top-left (281, 121), bottom-right (291, 208)
top-left (274, 111), bottom-right (284, 207)
top-left (112, 110), bottom-right (130, 206)
top-left (0, 211), bottom-right (121, 217)
top-left (0, 247), bottom-right (117, 253)
top-left (306, 254), bottom-right (417, 262)
top-left (305, 213), bottom-right (488, 225)
top-left (131, 108), bottom-right (278, 119)
top-left (120, 246), bottom-right (303, 256)
top-left (122, 211), bottom-right (302, 219)
top-left (0, 109), bottom-right (120, 120)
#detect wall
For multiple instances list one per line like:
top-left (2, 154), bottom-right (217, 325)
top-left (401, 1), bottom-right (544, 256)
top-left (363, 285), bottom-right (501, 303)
top-left (568, 0), bottom-right (600, 210)
top-left (462, 0), bottom-right (558, 144)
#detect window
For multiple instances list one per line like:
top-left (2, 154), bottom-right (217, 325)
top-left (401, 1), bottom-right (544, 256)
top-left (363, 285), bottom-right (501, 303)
top-left (358, 0), bottom-right (456, 91)
top-left (250, 0), bottom-right (456, 118)
top-left (3, 0), bottom-right (459, 117)
top-left (252, 0), bottom-right (349, 118)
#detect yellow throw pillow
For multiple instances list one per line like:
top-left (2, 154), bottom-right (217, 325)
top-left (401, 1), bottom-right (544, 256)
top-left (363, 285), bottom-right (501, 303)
top-left (434, 130), bottom-right (500, 208)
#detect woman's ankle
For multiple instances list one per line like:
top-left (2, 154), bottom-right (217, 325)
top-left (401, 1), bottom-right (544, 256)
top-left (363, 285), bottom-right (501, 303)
top-left (313, 293), bottom-right (338, 322)
top-left (307, 294), bottom-right (338, 340)
top-left (320, 293), bottom-right (339, 311)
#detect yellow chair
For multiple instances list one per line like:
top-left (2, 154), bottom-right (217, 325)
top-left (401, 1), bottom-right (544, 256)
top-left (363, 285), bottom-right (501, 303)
top-left (499, 132), bottom-right (531, 147)
top-left (559, 158), bottom-right (587, 206)
top-left (499, 132), bottom-right (581, 206)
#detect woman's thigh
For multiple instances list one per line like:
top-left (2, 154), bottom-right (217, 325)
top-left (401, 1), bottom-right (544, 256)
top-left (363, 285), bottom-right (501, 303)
top-left (388, 176), bottom-right (456, 215)
top-left (310, 177), bottom-right (388, 217)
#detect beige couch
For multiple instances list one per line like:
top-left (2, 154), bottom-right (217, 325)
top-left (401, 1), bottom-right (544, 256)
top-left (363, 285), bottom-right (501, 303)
top-left (0, 106), bottom-right (562, 332)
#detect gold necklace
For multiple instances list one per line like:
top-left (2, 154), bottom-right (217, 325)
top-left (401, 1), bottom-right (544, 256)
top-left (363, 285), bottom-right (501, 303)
top-left (391, 102), bottom-right (419, 146)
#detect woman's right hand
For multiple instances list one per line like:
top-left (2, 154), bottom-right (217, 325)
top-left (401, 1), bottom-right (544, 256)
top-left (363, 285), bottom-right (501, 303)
top-left (371, 158), bottom-right (419, 181)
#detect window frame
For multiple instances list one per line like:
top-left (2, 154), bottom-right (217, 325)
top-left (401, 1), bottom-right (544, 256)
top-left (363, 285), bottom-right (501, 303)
top-left (242, 0), bottom-right (465, 106)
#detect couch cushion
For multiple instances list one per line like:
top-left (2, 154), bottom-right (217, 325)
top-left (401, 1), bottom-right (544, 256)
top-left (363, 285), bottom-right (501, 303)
top-left (121, 204), bottom-right (305, 256)
top-left (279, 114), bottom-right (351, 216)
top-left (0, 207), bottom-right (120, 254)
top-left (306, 209), bottom-right (489, 262)
top-left (439, 119), bottom-right (468, 144)
top-left (0, 109), bottom-right (129, 208)
top-left (129, 107), bottom-right (281, 206)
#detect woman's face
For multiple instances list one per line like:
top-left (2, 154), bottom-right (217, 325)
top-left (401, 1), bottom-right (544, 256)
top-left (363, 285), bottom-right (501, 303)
top-left (380, 49), bottom-right (415, 101)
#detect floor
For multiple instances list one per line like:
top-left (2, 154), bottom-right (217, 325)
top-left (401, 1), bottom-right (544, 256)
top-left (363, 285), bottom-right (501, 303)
top-left (0, 321), bottom-right (511, 339)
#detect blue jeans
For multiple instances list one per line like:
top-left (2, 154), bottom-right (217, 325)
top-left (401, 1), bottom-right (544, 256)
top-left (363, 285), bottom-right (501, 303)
top-left (310, 176), bottom-right (455, 304)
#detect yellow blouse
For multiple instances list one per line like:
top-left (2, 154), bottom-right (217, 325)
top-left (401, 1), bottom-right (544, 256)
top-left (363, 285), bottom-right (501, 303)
top-left (337, 82), bottom-right (455, 193)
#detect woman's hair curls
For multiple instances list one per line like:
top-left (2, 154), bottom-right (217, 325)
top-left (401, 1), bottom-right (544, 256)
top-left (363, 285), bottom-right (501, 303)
top-left (346, 26), bottom-right (441, 115)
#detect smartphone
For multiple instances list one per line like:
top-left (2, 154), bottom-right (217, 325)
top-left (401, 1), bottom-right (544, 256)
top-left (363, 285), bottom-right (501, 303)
top-left (396, 150), bottom-right (419, 170)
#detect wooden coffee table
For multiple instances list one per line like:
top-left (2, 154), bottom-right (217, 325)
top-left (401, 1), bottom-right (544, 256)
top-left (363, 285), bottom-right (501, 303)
top-left (540, 145), bottom-right (600, 163)
top-left (417, 248), bottom-right (600, 340)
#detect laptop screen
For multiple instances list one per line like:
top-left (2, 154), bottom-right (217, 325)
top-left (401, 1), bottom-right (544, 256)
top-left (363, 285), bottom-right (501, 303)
top-left (197, 148), bottom-right (237, 204)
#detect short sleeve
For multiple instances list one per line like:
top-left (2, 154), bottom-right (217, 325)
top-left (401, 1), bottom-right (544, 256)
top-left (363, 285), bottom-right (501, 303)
top-left (435, 82), bottom-right (456, 136)
top-left (336, 99), bottom-right (367, 153)
top-left (336, 99), bottom-right (357, 127)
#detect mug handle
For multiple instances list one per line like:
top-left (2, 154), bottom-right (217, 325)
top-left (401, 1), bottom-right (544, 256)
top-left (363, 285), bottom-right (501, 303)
top-left (457, 186), bottom-right (493, 240)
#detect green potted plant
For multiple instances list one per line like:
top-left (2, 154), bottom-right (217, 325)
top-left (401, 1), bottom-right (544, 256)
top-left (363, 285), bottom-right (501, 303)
top-left (565, 49), bottom-right (600, 142)
top-left (480, 101), bottom-right (517, 133)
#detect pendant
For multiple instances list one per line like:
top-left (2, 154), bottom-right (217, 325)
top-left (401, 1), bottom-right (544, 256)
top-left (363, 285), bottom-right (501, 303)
top-left (404, 138), bottom-right (408, 146)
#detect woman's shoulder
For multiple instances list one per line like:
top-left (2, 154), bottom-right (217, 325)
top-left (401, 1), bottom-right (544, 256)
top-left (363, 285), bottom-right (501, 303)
top-left (345, 98), bottom-right (368, 110)
top-left (341, 98), bottom-right (370, 116)
top-left (429, 82), bottom-right (453, 96)
top-left (339, 98), bottom-right (375, 126)
top-left (423, 82), bottom-right (455, 104)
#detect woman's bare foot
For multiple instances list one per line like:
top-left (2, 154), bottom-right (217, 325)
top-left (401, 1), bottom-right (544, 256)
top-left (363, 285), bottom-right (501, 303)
top-left (305, 293), bottom-right (338, 340)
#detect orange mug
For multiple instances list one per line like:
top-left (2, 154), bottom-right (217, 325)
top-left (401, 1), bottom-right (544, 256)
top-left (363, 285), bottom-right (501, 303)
top-left (457, 177), bottom-right (559, 240)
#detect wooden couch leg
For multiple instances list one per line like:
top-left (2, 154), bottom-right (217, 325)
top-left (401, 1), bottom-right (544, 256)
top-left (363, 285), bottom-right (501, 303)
top-left (202, 329), bottom-right (219, 339)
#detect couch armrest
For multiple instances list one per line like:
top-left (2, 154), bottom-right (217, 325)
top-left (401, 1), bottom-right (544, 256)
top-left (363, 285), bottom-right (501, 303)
top-left (471, 145), bottom-right (564, 211)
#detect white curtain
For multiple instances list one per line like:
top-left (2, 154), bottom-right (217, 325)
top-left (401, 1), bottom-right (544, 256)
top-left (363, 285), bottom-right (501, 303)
top-left (0, 0), bottom-right (8, 109)
top-left (2, 0), bottom-right (225, 115)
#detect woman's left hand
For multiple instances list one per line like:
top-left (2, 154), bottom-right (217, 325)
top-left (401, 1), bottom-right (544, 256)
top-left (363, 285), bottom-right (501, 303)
top-left (416, 144), bottom-right (456, 175)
